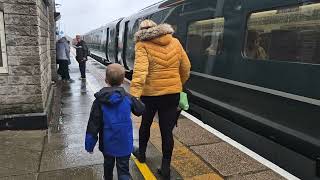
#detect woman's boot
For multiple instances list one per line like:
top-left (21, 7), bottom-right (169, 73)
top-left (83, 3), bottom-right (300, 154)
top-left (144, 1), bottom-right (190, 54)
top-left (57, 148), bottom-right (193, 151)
top-left (132, 146), bottom-right (146, 163)
top-left (157, 158), bottom-right (171, 179)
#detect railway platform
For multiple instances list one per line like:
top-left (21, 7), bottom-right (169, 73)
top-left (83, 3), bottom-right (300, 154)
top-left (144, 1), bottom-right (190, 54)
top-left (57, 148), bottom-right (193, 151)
top-left (0, 50), bottom-right (295, 180)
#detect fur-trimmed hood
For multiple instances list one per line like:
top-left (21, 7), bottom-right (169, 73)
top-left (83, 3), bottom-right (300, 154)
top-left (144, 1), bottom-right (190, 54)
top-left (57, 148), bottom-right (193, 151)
top-left (134, 23), bottom-right (174, 42)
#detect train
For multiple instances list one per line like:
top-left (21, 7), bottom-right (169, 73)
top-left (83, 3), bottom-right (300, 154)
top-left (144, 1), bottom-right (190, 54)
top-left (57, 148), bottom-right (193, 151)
top-left (83, 0), bottom-right (320, 179)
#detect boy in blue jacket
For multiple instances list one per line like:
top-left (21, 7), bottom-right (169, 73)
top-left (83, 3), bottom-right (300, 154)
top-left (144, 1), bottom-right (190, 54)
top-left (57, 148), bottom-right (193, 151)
top-left (85, 64), bottom-right (144, 180)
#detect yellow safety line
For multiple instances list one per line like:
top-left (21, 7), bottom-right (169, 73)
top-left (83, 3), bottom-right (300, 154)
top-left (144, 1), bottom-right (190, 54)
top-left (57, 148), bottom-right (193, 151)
top-left (131, 154), bottom-right (157, 180)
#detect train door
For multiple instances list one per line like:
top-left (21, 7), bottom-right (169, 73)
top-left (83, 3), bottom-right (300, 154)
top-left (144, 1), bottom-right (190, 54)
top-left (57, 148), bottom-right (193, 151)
top-left (123, 18), bottom-right (144, 70)
top-left (122, 21), bottom-right (130, 69)
top-left (114, 20), bottom-right (122, 63)
top-left (108, 25), bottom-right (117, 63)
top-left (105, 28), bottom-right (109, 62)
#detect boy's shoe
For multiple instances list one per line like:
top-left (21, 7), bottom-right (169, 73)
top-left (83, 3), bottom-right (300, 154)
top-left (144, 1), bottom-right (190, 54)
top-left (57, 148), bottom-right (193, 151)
top-left (79, 77), bottom-right (86, 80)
top-left (132, 148), bottom-right (146, 163)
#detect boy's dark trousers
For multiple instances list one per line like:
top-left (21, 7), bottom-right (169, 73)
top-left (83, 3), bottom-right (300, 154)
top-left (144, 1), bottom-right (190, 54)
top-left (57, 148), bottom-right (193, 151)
top-left (103, 154), bottom-right (131, 180)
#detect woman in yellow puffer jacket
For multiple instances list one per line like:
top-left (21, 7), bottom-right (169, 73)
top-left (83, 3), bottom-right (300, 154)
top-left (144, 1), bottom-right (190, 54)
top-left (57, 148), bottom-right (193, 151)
top-left (130, 19), bottom-right (191, 179)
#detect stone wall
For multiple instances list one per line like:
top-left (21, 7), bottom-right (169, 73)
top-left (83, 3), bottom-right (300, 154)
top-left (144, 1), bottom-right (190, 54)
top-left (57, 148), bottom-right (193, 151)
top-left (37, 0), bottom-right (52, 109)
top-left (0, 0), bottom-right (56, 128)
top-left (49, 0), bottom-right (57, 82)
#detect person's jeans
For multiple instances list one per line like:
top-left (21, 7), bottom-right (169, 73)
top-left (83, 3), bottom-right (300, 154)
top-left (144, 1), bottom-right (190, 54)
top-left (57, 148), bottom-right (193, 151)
top-left (103, 154), bottom-right (131, 180)
top-left (79, 61), bottom-right (86, 78)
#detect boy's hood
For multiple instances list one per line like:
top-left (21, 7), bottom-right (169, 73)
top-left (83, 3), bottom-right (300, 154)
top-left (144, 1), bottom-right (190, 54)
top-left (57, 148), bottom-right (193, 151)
top-left (94, 87), bottom-right (127, 105)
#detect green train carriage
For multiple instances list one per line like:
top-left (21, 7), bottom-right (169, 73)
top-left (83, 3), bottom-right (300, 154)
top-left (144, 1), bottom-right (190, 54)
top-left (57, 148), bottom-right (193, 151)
top-left (84, 1), bottom-right (320, 179)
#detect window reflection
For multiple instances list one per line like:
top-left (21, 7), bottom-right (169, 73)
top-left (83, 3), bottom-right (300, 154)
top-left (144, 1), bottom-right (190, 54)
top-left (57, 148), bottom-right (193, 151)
top-left (186, 18), bottom-right (224, 74)
top-left (245, 3), bottom-right (320, 64)
top-left (245, 30), bottom-right (267, 60)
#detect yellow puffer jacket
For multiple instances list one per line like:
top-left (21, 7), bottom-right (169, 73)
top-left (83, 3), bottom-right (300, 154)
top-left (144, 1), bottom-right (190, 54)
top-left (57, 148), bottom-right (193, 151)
top-left (130, 24), bottom-right (191, 97)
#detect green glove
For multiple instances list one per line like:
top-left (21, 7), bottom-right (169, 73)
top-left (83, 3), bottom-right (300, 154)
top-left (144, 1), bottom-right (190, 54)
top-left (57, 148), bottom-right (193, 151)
top-left (179, 92), bottom-right (189, 111)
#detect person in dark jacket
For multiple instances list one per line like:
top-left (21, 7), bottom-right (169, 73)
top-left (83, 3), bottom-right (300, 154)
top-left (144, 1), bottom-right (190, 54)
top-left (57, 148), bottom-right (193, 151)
top-left (75, 35), bottom-right (88, 79)
top-left (56, 37), bottom-right (71, 81)
top-left (85, 64), bottom-right (144, 180)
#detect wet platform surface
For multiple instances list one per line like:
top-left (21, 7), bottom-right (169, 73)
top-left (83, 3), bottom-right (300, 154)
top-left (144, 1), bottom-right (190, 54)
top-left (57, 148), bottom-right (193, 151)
top-left (0, 49), bottom-right (289, 180)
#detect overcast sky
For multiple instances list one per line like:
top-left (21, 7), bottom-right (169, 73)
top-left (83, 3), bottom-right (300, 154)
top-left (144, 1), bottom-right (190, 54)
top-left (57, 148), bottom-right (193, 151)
top-left (56, 0), bottom-right (160, 37)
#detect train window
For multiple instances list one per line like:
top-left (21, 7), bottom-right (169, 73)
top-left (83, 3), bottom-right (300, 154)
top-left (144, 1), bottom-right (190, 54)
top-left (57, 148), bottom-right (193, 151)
top-left (0, 11), bottom-right (8, 73)
top-left (171, 24), bottom-right (177, 32)
top-left (154, 12), bottom-right (179, 32)
top-left (245, 3), bottom-right (320, 65)
top-left (151, 8), bottom-right (171, 24)
top-left (151, 10), bottom-right (165, 24)
top-left (186, 18), bottom-right (224, 74)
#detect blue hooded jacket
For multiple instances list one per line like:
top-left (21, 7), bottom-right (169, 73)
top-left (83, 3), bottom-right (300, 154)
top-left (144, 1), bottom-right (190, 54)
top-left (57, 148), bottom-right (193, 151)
top-left (85, 87), bottom-right (144, 157)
